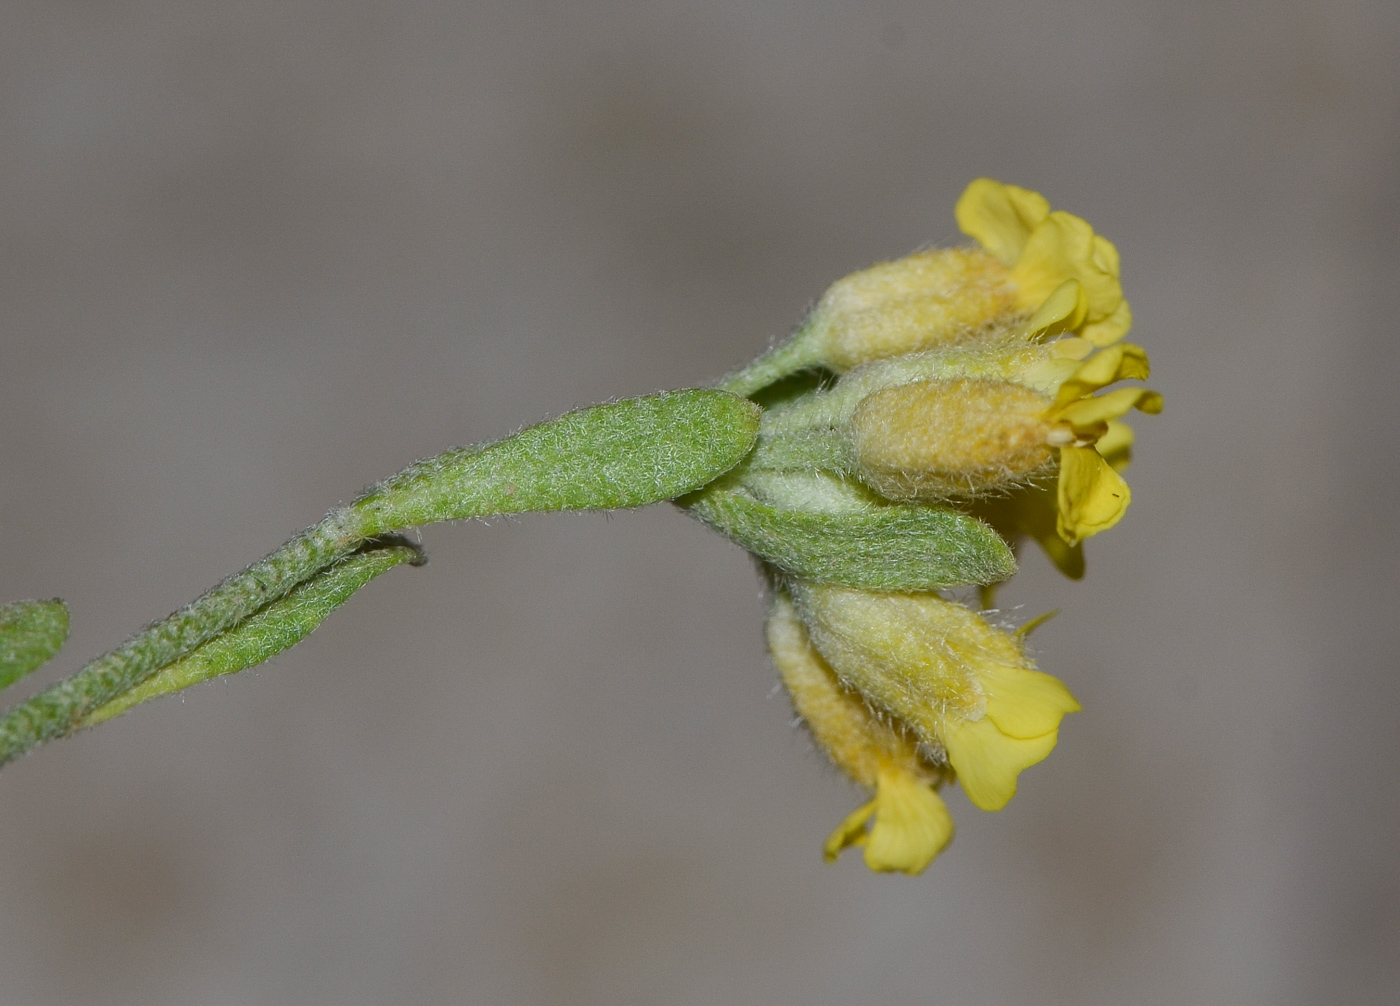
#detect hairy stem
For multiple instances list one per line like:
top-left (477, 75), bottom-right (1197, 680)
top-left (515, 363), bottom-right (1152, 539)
top-left (717, 328), bottom-right (824, 398)
top-left (0, 389), bottom-right (759, 769)
top-left (0, 510), bottom-right (371, 766)
top-left (80, 537), bottom-right (425, 728)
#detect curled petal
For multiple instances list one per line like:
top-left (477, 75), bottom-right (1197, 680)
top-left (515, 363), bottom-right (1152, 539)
top-left (823, 800), bottom-right (876, 862)
top-left (1057, 445), bottom-right (1131, 544)
top-left (1022, 279), bottom-right (1090, 340)
top-left (1080, 298), bottom-right (1133, 346)
top-left (1055, 343), bottom-right (1151, 406)
top-left (1091, 234), bottom-right (1121, 278)
top-left (1056, 386), bottom-right (1163, 431)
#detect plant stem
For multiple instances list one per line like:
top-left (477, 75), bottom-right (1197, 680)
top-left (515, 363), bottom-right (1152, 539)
top-left (80, 537), bottom-right (424, 728)
top-left (717, 329), bottom-right (823, 398)
top-left (0, 509), bottom-right (372, 766)
top-left (0, 389), bottom-right (760, 768)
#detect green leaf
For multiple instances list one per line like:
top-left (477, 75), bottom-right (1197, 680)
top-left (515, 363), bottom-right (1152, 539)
top-left (355, 389), bottom-right (763, 531)
top-left (0, 600), bottom-right (70, 690)
top-left (685, 489), bottom-right (1016, 591)
top-left (80, 540), bottom-right (421, 728)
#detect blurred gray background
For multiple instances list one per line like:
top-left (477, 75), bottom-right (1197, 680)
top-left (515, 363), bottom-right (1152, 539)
top-left (1, 2), bottom-right (1396, 1004)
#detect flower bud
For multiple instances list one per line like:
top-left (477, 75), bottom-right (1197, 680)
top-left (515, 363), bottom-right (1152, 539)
top-left (834, 337), bottom-right (1160, 546)
top-left (768, 594), bottom-right (954, 874)
top-left (720, 180), bottom-right (1135, 397)
top-left (803, 248), bottom-right (1018, 371)
top-left (788, 583), bottom-right (1079, 812)
top-left (849, 378), bottom-right (1057, 498)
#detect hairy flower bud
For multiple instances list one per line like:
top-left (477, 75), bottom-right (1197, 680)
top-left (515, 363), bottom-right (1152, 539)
top-left (804, 248), bottom-right (1017, 370)
top-left (788, 582), bottom-right (1079, 812)
top-left (768, 595), bottom-right (954, 874)
top-left (850, 378), bottom-right (1057, 498)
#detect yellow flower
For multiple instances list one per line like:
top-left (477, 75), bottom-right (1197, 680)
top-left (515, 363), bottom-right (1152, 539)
top-left (847, 339), bottom-right (1161, 544)
top-left (956, 178), bottom-right (1133, 347)
top-left (1041, 343), bottom-right (1162, 544)
top-left (768, 594), bottom-right (954, 874)
top-left (787, 583), bottom-right (1080, 812)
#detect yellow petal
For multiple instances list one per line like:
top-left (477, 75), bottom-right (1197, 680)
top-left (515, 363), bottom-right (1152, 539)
top-left (1021, 279), bottom-right (1090, 340)
top-left (941, 716), bottom-right (1060, 811)
top-left (980, 665), bottom-right (1081, 739)
top-left (1052, 336), bottom-right (1095, 360)
top-left (1057, 445), bottom-right (1131, 544)
top-left (1012, 211), bottom-right (1124, 322)
top-left (955, 179), bottom-right (1050, 266)
top-left (1097, 420), bottom-right (1134, 472)
top-left (864, 770), bottom-right (955, 874)
top-left (823, 799), bottom-right (876, 862)
top-left (1079, 298), bottom-right (1133, 346)
top-left (1055, 386), bottom-right (1163, 431)
top-left (1091, 234), bottom-right (1121, 278)
top-left (1054, 343), bottom-right (1151, 406)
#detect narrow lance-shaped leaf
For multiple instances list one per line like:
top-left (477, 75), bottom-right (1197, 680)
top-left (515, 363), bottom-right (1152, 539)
top-left (81, 540), bottom-right (422, 728)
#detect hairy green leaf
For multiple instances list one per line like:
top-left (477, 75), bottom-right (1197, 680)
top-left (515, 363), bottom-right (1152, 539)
top-left (0, 600), bottom-right (70, 690)
top-left (355, 389), bottom-right (762, 531)
top-left (81, 541), bottom-right (422, 728)
top-left (685, 489), bottom-right (1016, 591)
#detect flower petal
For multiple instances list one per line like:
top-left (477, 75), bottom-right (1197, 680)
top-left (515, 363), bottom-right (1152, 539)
top-left (1080, 298), bottom-right (1133, 346)
top-left (823, 800), bottom-right (876, 862)
top-left (864, 770), bottom-right (955, 874)
top-left (980, 665), bottom-right (1081, 739)
top-left (1054, 343), bottom-right (1151, 406)
top-left (1021, 279), bottom-right (1090, 340)
top-left (955, 179), bottom-right (1050, 266)
top-left (1091, 234), bottom-right (1121, 278)
top-left (941, 716), bottom-right (1060, 811)
top-left (1057, 445), bottom-right (1131, 544)
top-left (1056, 387), bottom-right (1163, 431)
top-left (1052, 336), bottom-right (1095, 361)
top-left (1012, 211), bottom-right (1124, 320)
